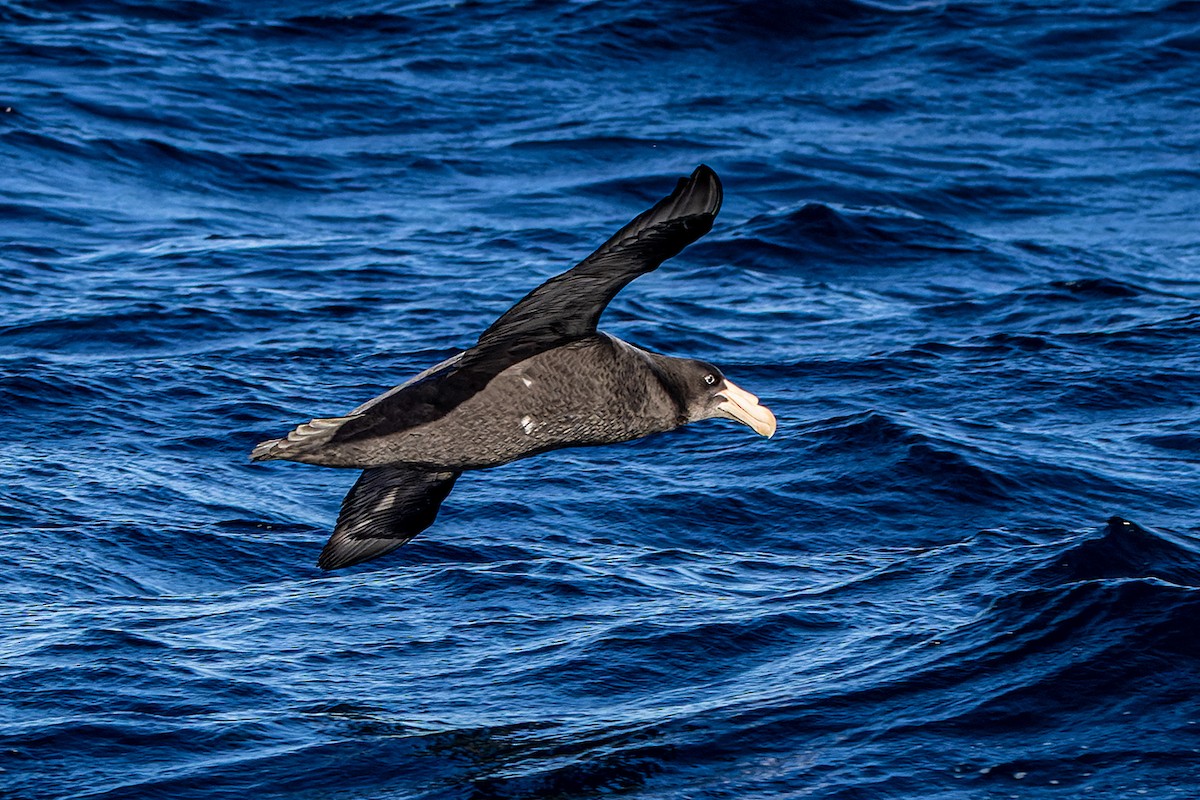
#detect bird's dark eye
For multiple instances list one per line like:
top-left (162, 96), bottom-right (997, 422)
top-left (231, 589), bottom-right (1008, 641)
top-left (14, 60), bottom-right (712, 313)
top-left (704, 374), bottom-right (716, 385)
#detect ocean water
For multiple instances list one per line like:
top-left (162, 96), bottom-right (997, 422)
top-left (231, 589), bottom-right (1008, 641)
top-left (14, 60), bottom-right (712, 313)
top-left (4, 1), bottom-right (1200, 797)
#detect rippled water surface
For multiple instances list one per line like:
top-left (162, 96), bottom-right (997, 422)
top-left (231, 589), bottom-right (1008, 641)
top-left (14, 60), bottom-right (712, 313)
top-left (4, 1), bottom-right (1200, 798)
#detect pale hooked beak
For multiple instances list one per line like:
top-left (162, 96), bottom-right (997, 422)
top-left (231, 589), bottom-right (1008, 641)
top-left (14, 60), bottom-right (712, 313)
top-left (715, 379), bottom-right (777, 438)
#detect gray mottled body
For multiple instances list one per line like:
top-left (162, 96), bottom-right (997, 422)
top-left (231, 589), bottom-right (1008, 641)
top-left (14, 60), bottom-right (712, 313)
top-left (285, 335), bottom-right (681, 470)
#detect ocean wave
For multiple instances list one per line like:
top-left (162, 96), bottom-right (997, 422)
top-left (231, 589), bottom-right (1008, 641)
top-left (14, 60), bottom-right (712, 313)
top-left (700, 203), bottom-right (1004, 280)
top-left (801, 410), bottom-right (1017, 501)
top-left (1045, 516), bottom-right (1200, 586)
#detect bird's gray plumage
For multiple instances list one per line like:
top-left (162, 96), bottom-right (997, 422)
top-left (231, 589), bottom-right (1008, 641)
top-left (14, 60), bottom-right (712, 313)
top-left (252, 165), bottom-right (775, 570)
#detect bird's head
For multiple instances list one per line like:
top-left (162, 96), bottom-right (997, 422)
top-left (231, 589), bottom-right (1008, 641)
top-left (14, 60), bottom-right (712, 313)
top-left (661, 358), bottom-right (777, 438)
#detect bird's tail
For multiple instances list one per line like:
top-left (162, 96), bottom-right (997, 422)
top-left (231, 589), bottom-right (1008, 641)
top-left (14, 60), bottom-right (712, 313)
top-left (250, 414), bottom-right (360, 462)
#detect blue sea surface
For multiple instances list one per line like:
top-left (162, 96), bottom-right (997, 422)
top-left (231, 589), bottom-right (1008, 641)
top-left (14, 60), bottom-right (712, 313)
top-left (4, 1), bottom-right (1200, 797)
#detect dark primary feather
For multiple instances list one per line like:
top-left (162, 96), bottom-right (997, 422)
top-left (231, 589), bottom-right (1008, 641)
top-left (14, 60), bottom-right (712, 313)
top-left (476, 164), bottom-right (722, 349)
top-left (317, 467), bottom-right (460, 570)
top-left (329, 165), bottom-right (723, 445)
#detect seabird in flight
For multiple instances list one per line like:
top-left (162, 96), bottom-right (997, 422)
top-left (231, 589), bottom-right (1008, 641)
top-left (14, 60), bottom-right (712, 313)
top-left (252, 165), bottom-right (775, 569)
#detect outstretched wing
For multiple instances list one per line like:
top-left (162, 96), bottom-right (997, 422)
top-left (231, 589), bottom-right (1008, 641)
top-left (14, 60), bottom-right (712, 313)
top-left (474, 164), bottom-right (723, 349)
top-left (317, 467), bottom-right (460, 570)
top-left (315, 165), bottom-right (724, 446)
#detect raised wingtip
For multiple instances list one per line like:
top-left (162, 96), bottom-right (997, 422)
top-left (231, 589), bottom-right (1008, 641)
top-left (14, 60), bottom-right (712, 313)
top-left (474, 164), bottom-right (727, 347)
top-left (692, 163), bottom-right (719, 183)
top-left (675, 164), bottom-right (723, 220)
